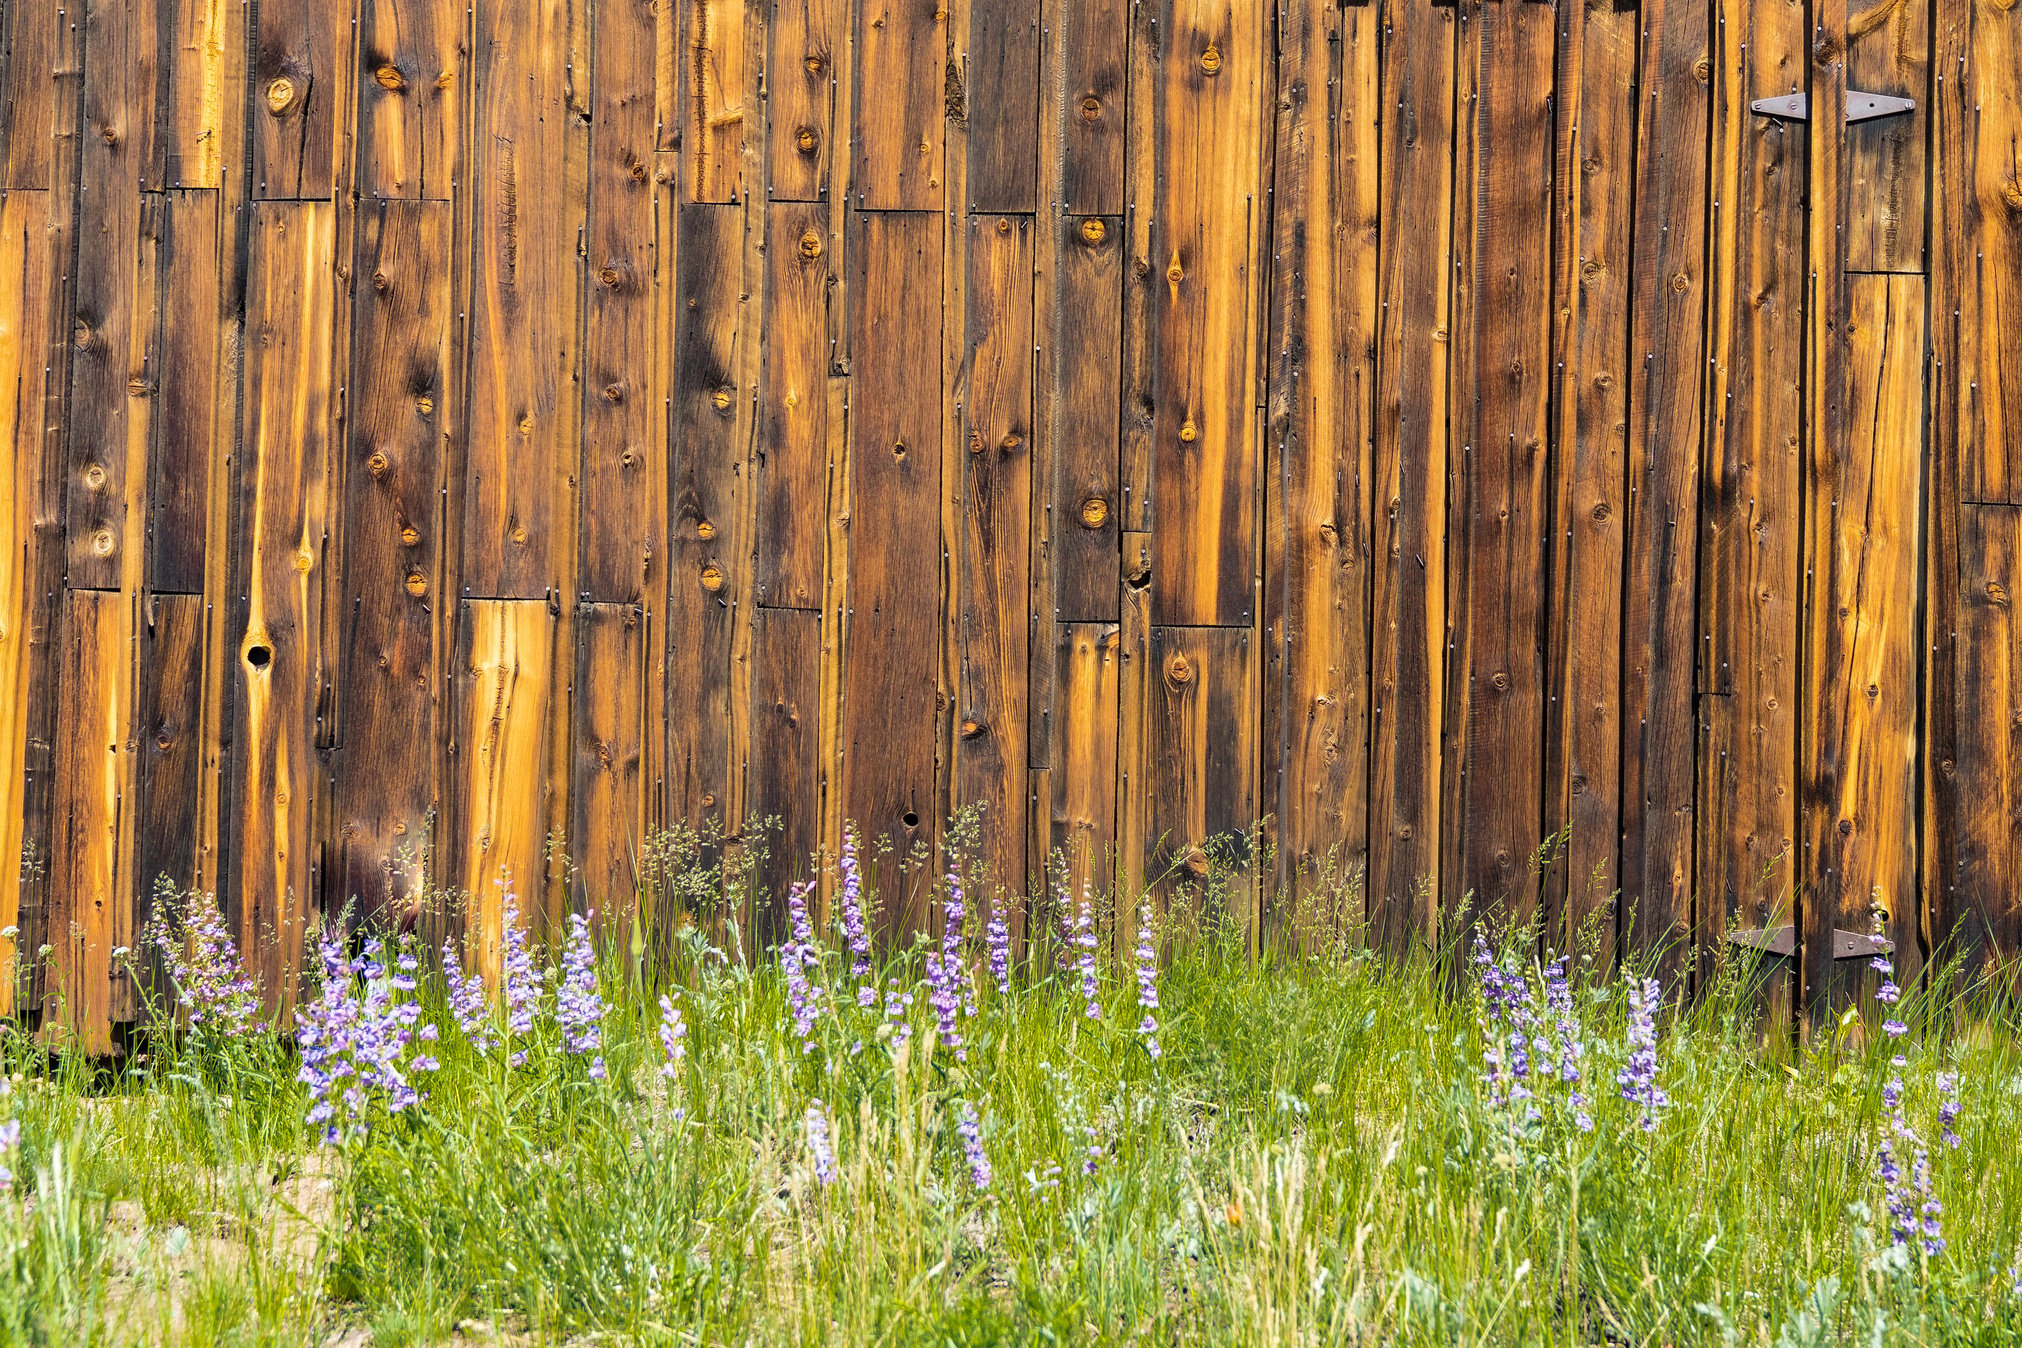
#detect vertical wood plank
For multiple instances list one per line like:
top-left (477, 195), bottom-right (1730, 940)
top-left (1698, 0), bottom-right (1804, 960)
top-left (0, 0), bottom-right (55, 189)
top-left (571, 602), bottom-right (647, 915)
top-left (1369, 0), bottom-right (1453, 953)
top-left (968, 0), bottom-right (1038, 212)
top-left (0, 189), bottom-right (53, 1013)
top-left (454, 599), bottom-right (554, 979)
top-left (148, 191), bottom-right (221, 594)
top-left (1845, 0), bottom-right (1927, 274)
top-left (686, 0), bottom-right (748, 203)
top-left (770, 0), bottom-right (842, 201)
top-left (1115, 567), bottom-right (1150, 902)
top-left (756, 202), bottom-right (833, 610)
top-left (666, 202), bottom-right (747, 837)
top-left (463, 0), bottom-right (585, 598)
top-left (1049, 620), bottom-right (1119, 905)
top-left (46, 590), bottom-right (130, 1051)
top-left (843, 210), bottom-right (942, 933)
top-left (136, 593), bottom-right (203, 904)
top-left (854, 0), bottom-right (945, 210)
top-left (228, 201), bottom-right (335, 1013)
top-left (1044, 0), bottom-right (1125, 215)
top-left (750, 606), bottom-right (822, 939)
top-left (582, 0), bottom-right (662, 604)
top-left (1265, 0), bottom-right (1374, 920)
top-left (159, 0), bottom-right (236, 189)
top-left (1044, 215), bottom-right (1123, 624)
top-left (956, 214), bottom-right (1033, 900)
top-left (253, 0), bottom-right (350, 199)
top-left (333, 200), bottom-right (449, 919)
top-left (1145, 626), bottom-right (1256, 924)
top-left (1953, 506), bottom-right (2017, 964)
top-left (1142, 0), bottom-right (1264, 628)
top-left (1620, 0), bottom-right (1711, 976)
top-left (357, 0), bottom-right (462, 200)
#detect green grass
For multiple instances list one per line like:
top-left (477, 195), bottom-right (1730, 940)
top-left (0, 868), bottom-right (2017, 1346)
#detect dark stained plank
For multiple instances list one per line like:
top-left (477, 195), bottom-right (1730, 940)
top-left (756, 202), bottom-right (833, 611)
top-left (572, 602), bottom-right (647, 915)
top-left (1042, 215), bottom-right (1122, 623)
top-left (0, 189), bottom-right (54, 1015)
top-left (1369, 0), bottom-right (1453, 954)
top-left (1139, 0), bottom-right (1265, 628)
top-left (1048, 621), bottom-right (1118, 907)
top-left (453, 599), bottom-right (554, 982)
top-left (1620, 0), bottom-right (1712, 977)
top-left (843, 210), bottom-right (941, 934)
top-left (159, 0), bottom-right (241, 189)
top-left (46, 590), bottom-right (131, 1051)
top-left (854, 0), bottom-right (944, 210)
top-left (253, 0), bottom-right (350, 198)
top-left (749, 605), bottom-right (821, 942)
top-left (333, 200), bottom-right (449, 920)
top-left (667, 202), bottom-right (748, 835)
top-left (1697, 0), bottom-right (1804, 962)
top-left (463, 0), bottom-right (586, 598)
top-left (1043, 0), bottom-right (1125, 215)
top-left (581, 0), bottom-right (662, 604)
top-left (1115, 568), bottom-right (1149, 902)
top-left (357, 0), bottom-right (463, 200)
top-left (226, 201), bottom-right (335, 1015)
top-left (769, 0), bottom-right (842, 201)
top-left (1145, 626), bottom-right (1256, 930)
top-left (1845, 0), bottom-right (1928, 274)
top-left (1264, 0), bottom-right (1373, 922)
top-left (1545, 0), bottom-right (1634, 955)
top-left (969, 0), bottom-right (1038, 212)
top-left (136, 592), bottom-right (203, 904)
top-left (147, 191), bottom-right (221, 593)
top-left (686, 0), bottom-right (750, 202)
top-left (0, 0), bottom-right (55, 188)
top-left (1953, 507), bottom-right (2019, 966)
top-left (956, 215), bottom-right (1034, 901)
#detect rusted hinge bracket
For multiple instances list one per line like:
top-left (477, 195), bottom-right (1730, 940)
top-left (1749, 91), bottom-right (1916, 124)
top-left (1726, 926), bottom-right (1895, 960)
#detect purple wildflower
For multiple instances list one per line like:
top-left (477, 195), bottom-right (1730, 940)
top-left (499, 889), bottom-right (539, 1063)
top-left (1616, 976), bottom-right (1669, 1133)
top-left (839, 826), bottom-right (872, 983)
top-left (1543, 955), bottom-right (1592, 1132)
top-left (806, 1099), bottom-right (836, 1185)
top-left (295, 934), bottom-right (438, 1145)
top-left (1082, 1127), bottom-right (1103, 1176)
top-left (781, 880), bottom-right (825, 1050)
top-left (926, 871), bottom-right (969, 1061)
top-left (556, 912), bottom-right (608, 1079)
top-left (1134, 902), bottom-right (1160, 1060)
top-left (1075, 887), bottom-right (1100, 1020)
top-left (659, 993), bottom-right (688, 1079)
top-left (986, 897), bottom-right (1012, 995)
top-left (149, 889), bottom-right (262, 1038)
top-left (883, 979), bottom-right (914, 1048)
top-left (1473, 934), bottom-right (1539, 1120)
top-left (957, 1101), bottom-right (992, 1192)
top-left (1937, 1071), bottom-right (1961, 1149)
top-left (442, 940), bottom-right (496, 1054)
top-left (0, 1118), bottom-right (19, 1192)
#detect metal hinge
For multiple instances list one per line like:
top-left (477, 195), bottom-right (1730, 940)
top-left (1749, 91), bottom-right (1917, 124)
top-left (1726, 925), bottom-right (1895, 960)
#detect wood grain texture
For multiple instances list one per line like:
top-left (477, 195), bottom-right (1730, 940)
top-left (1043, 215), bottom-right (1123, 624)
top-left (1141, 0), bottom-right (1264, 628)
top-left (750, 605), bottom-right (821, 939)
top-left (463, 0), bottom-right (585, 598)
top-left (581, 0), bottom-right (662, 604)
top-left (1952, 507), bottom-right (2020, 965)
top-left (1845, 0), bottom-right (1927, 274)
top-left (136, 593), bottom-right (203, 904)
top-left (854, 0), bottom-right (943, 209)
top-left (358, 0), bottom-right (462, 200)
top-left (1145, 626), bottom-right (1255, 931)
top-left (0, 190), bottom-right (52, 1011)
top-left (572, 602), bottom-right (647, 914)
top-left (46, 590), bottom-right (130, 1050)
top-left (1698, 0), bottom-right (1803, 958)
top-left (1115, 569), bottom-right (1150, 904)
top-left (454, 599), bottom-right (553, 980)
top-left (1544, 0), bottom-right (1634, 954)
top-left (147, 192), bottom-right (221, 593)
top-left (253, 0), bottom-right (350, 198)
top-left (1620, 0), bottom-right (1711, 979)
top-left (1264, 0), bottom-right (1373, 919)
top-left (769, 0), bottom-right (841, 201)
top-left (159, 0), bottom-right (238, 189)
top-left (1045, 0), bottom-right (1125, 215)
top-left (334, 200), bottom-right (448, 919)
top-left (687, 0), bottom-right (749, 202)
top-left (956, 215), bottom-right (1033, 901)
top-left (0, 0), bottom-right (55, 189)
top-left (967, 0), bottom-right (1038, 211)
top-left (756, 202), bottom-right (833, 610)
top-left (1049, 621), bottom-right (1118, 906)
top-left (844, 210), bottom-right (941, 932)
top-left (228, 201), bottom-right (335, 1014)
top-left (1369, 0), bottom-right (1452, 953)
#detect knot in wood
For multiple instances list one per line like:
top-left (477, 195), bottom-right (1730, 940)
top-left (959, 718), bottom-right (986, 739)
top-left (91, 528), bottom-right (114, 556)
top-left (510, 524), bottom-right (529, 544)
top-left (968, 429), bottom-right (985, 455)
top-left (367, 451), bottom-right (390, 477)
top-left (602, 382), bottom-right (624, 403)
top-left (1670, 271), bottom-right (1691, 294)
top-left (1199, 45), bottom-right (1222, 76)
top-left (266, 77), bottom-right (297, 114)
top-left (796, 126), bottom-right (819, 154)
top-left (293, 548), bottom-right (314, 574)
top-left (400, 525), bottom-right (421, 546)
top-left (696, 520), bottom-right (717, 540)
top-left (1166, 255), bottom-right (1185, 284)
top-left (1837, 818), bottom-right (1854, 837)
top-left (375, 64), bottom-right (406, 92)
top-left (404, 571), bottom-right (428, 597)
top-left (804, 55), bottom-right (826, 75)
top-left (1079, 497), bottom-right (1109, 529)
top-left (1079, 218), bottom-right (1107, 246)
top-left (598, 266), bottom-right (623, 288)
top-left (83, 463), bottom-right (107, 490)
top-left (798, 230), bottom-right (823, 260)
top-left (999, 432), bottom-right (1023, 454)
top-left (1178, 418), bottom-right (1198, 444)
top-left (712, 386), bottom-right (734, 413)
top-left (1591, 500), bottom-right (1611, 522)
top-left (996, 217), bottom-right (1012, 235)
top-left (700, 564), bottom-right (725, 592)
top-left (1081, 95), bottom-right (1103, 121)
top-left (371, 270), bottom-right (391, 291)
top-left (1165, 652), bottom-right (1194, 686)
top-left (1184, 845), bottom-right (1210, 876)
top-left (1489, 671), bottom-right (1509, 692)
top-left (416, 395), bottom-right (435, 415)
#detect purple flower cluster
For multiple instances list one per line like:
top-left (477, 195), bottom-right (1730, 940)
top-left (781, 880), bottom-right (825, 1051)
top-left (500, 891), bottom-right (539, 1063)
top-left (985, 897), bottom-right (1012, 995)
top-left (1074, 888), bottom-right (1100, 1020)
top-left (295, 935), bottom-right (440, 1146)
top-left (150, 889), bottom-right (262, 1038)
top-left (840, 827), bottom-right (873, 995)
top-left (442, 940), bottom-right (496, 1054)
top-left (957, 1101), bottom-right (991, 1192)
top-left (806, 1099), bottom-right (836, 1186)
top-left (1134, 902), bottom-right (1160, 1060)
top-left (659, 993), bottom-right (687, 1079)
top-left (1616, 976), bottom-right (1670, 1133)
top-left (556, 912), bottom-right (607, 1080)
top-left (883, 979), bottom-right (915, 1049)
top-left (925, 871), bottom-right (969, 1061)
top-left (1874, 949), bottom-right (1946, 1256)
top-left (0, 1118), bottom-right (19, 1192)
top-left (1542, 956), bottom-right (1591, 1132)
top-left (1472, 934), bottom-right (1537, 1118)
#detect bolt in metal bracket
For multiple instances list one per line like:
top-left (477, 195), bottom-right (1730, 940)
top-left (1726, 925), bottom-right (1895, 960)
top-left (1749, 91), bottom-right (1917, 124)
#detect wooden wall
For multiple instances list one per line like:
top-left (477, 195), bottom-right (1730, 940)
top-left (1, 0), bottom-right (2017, 1045)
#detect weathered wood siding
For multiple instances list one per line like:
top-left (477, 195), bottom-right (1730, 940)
top-left (1, 0), bottom-right (2015, 1040)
